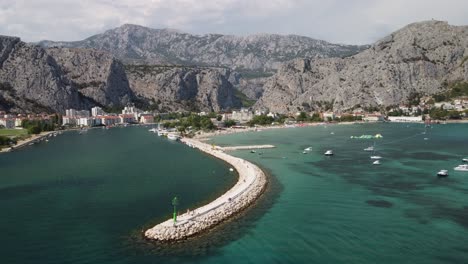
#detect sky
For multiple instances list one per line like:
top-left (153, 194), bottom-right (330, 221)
top-left (1, 0), bottom-right (468, 44)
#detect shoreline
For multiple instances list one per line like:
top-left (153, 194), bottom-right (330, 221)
top-left (144, 137), bottom-right (268, 242)
top-left (0, 131), bottom-right (57, 153)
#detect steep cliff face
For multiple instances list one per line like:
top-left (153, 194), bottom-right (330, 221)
top-left (38, 24), bottom-right (366, 71)
top-left (0, 36), bottom-right (84, 113)
top-left (256, 21), bottom-right (468, 113)
top-left (125, 65), bottom-right (241, 112)
top-left (45, 48), bottom-right (134, 107)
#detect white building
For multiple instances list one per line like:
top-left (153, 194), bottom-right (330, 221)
top-left (363, 114), bottom-right (385, 122)
top-left (101, 116), bottom-right (120, 126)
top-left (388, 116), bottom-right (423, 123)
top-left (91, 107), bottom-right (105, 117)
top-left (77, 117), bottom-right (93, 127)
top-left (62, 116), bottom-right (77, 126)
top-left (322, 112), bottom-right (335, 120)
top-left (119, 114), bottom-right (136, 124)
top-left (65, 109), bottom-right (90, 117)
top-left (140, 114), bottom-right (154, 124)
top-left (0, 118), bottom-right (15, 128)
top-left (231, 108), bottom-right (253, 122)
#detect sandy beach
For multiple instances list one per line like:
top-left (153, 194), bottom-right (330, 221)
top-left (144, 137), bottom-right (268, 242)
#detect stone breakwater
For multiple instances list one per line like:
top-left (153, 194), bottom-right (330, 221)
top-left (144, 138), bottom-right (267, 242)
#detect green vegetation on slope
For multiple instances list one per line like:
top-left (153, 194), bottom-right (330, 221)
top-left (234, 89), bottom-right (256, 108)
top-left (433, 81), bottom-right (468, 102)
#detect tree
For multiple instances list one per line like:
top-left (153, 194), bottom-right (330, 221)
top-left (224, 120), bottom-right (237, 127)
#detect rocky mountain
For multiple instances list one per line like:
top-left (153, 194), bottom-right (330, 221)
top-left (38, 24), bottom-right (366, 72)
top-left (0, 36), bottom-right (241, 114)
top-left (45, 47), bottom-right (134, 108)
top-left (0, 36), bottom-right (84, 113)
top-left (255, 21), bottom-right (468, 113)
top-left (0, 36), bottom-right (137, 113)
top-left (125, 65), bottom-right (241, 112)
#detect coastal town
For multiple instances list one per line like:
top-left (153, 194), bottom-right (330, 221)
top-left (1, 94), bottom-right (468, 151)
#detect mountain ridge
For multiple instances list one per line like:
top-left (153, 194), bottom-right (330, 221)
top-left (255, 20), bottom-right (468, 113)
top-left (37, 24), bottom-right (367, 71)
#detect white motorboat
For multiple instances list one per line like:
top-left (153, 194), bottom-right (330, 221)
top-left (250, 150), bottom-right (256, 153)
top-left (148, 128), bottom-right (157, 133)
top-left (364, 146), bottom-right (374, 151)
top-left (370, 156), bottom-right (382, 160)
top-left (302, 151), bottom-right (307, 154)
top-left (454, 164), bottom-right (468, 172)
top-left (324, 150), bottom-right (333, 156)
top-left (463, 158), bottom-right (468, 162)
top-left (437, 170), bottom-right (449, 177)
top-left (304, 147), bottom-right (313, 152)
top-left (373, 160), bottom-right (381, 165)
top-left (157, 130), bottom-right (168, 136)
top-left (167, 134), bottom-right (180, 141)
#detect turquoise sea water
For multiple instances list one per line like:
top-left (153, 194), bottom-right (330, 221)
top-left (1, 123), bottom-right (467, 263)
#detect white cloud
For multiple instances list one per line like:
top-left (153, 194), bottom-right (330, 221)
top-left (0, 0), bottom-right (467, 44)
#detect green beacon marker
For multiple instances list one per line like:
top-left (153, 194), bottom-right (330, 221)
top-left (172, 196), bottom-right (179, 224)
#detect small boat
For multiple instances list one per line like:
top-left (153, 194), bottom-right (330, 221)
top-left (324, 150), bottom-right (333, 156)
top-left (250, 150), bottom-right (256, 153)
top-left (454, 164), bottom-right (468, 172)
top-left (373, 160), bottom-right (381, 165)
top-left (364, 146), bottom-right (374, 151)
top-left (229, 168), bottom-right (234, 172)
top-left (330, 132), bottom-right (335, 135)
top-left (424, 138), bottom-right (429, 140)
top-left (437, 170), bottom-right (449, 177)
top-left (302, 151), bottom-right (307, 154)
top-left (167, 134), bottom-right (180, 141)
top-left (463, 158), bottom-right (468, 162)
top-left (370, 156), bottom-right (382, 160)
top-left (304, 147), bottom-right (313, 151)
top-left (149, 128), bottom-right (157, 133)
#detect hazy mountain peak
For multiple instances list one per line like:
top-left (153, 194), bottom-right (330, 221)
top-left (38, 24), bottom-right (367, 70)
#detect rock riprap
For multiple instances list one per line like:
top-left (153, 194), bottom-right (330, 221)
top-left (144, 138), bottom-right (267, 241)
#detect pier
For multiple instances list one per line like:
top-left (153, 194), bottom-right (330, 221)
top-left (220, 145), bottom-right (275, 151)
top-left (144, 138), bottom-right (267, 241)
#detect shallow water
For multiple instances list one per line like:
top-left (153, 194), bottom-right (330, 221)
top-left (207, 123), bottom-right (468, 263)
top-left (1, 123), bottom-right (467, 263)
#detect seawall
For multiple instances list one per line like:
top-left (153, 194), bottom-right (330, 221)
top-left (144, 137), bottom-right (267, 241)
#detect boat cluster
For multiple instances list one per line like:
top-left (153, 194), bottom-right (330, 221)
top-left (148, 127), bottom-right (180, 141)
top-left (437, 158), bottom-right (468, 177)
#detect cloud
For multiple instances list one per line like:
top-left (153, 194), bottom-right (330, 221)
top-left (0, 0), bottom-right (467, 44)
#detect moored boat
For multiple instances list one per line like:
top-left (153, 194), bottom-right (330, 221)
top-left (437, 170), bottom-right (449, 177)
top-left (167, 134), bottom-right (180, 141)
top-left (370, 156), bottom-right (382, 160)
top-left (324, 150), bottom-right (333, 156)
top-left (373, 160), bottom-right (381, 165)
top-left (364, 146), bottom-right (374, 151)
top-left (454, 164), bottom-right (468, 171)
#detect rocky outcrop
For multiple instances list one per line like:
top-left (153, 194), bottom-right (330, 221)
top-left (45, 48), bottom-right (134, 107)
top-left (0, 36), bottom-right (84, 113)
top-left (125, 65), bottom-right (241, 112)
top-left (0, 36), bottom-right (243, 114)
top-left (256, 21), bottom-right (468, 113)
top-left (38, 24), bottom-right (367, 71)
